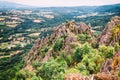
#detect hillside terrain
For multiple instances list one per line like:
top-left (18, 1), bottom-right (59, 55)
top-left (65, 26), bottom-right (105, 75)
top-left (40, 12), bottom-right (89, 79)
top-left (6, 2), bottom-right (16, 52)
top-left (0, 1), bottom-right (32, 9)
top-left (17, 16), bottom-right (120, 80)
top-left (0, 3), bottom-right (120, 59)
top-left (0, 2), bottom-right (120, 80)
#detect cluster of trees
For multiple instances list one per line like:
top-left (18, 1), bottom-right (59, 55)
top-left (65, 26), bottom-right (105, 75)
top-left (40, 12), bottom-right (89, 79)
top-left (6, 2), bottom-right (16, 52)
top-left (0, 51), bottom-right (25, 80)
top-left (1, 21), bottom-right (120, 80)
top-left (14, 41), bottom-right (120, 80)
top-left (77, 34), bottom-right (92, 44)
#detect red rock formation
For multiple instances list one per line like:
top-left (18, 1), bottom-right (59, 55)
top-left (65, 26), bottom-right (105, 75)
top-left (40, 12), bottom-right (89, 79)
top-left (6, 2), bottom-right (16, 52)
top-left (65, 73), bottom-right (89, 80)
top-left (100, 59), bottom-right (113, 73)
top-left (97, 16), bottom-right (120, 46)
top-left (94, 72), bottom-right (120, 80)
top-left (25, 21), bottom-right (93, 68)
top-left (99, 51), bottom-right (120, 80)
top-left (24, 17), bottom-right (120, 79)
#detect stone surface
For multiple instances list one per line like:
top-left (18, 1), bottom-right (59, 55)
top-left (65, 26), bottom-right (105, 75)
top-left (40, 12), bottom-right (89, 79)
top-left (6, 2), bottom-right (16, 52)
top-left (97, 16), bottom-right (120, 46)
top-left (25, 21), bottom-right (93, 69)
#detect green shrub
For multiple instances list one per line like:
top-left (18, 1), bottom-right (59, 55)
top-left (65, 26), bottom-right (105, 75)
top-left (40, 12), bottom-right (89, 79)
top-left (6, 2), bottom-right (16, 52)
top-left (92, 42), bottom-right (99, 49)
top-left (37, 58), bottom-right (68, 80)
top-left (65, 68), bottom-right (80, 74)
top-left (31, 76), bottom-right (43, 80)
top-left (73, 43), bottom-right (91, 62)
top-left (32, 61), bottom-right (40, 69)
top-left (53, 38), bottom-right (64, 52)
top-left (77, 34), bottom-right (91, 43)
top-left (73, 46), bottom-right (83, 62)
top-left (16, 69), bottom-right (35, 80)
top-left (75, 47), bottom-right (105, 75)
top-left (64, 54), bottom-right (73, 66)
top-left (114, 43), bottom-right (120, 51)
top-left (76, 63), bottom-right (89, 76)
top-left (99, 45), bottom-right (115, 58)
top-left (38, 46), bottom-right (50, 58)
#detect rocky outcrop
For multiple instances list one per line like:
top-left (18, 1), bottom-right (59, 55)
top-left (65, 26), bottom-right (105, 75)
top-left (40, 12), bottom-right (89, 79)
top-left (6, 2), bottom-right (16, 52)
top-left (24, 16), bottom-right (120, 79)
top-left (94, 51), bottom-right (120, 80)
top-left (64, 51), bottom-right (120, 80)
top-left (65, 73), bottom-right (89, 80)
top-left (65, 72), bottom-right (120, 80)
top-left (100, 51), bottom-right (120, 73)
top-left (25, 21), bottom-right (93, 68)
top-left (100, 59), bottom-right (113, 73)
top-left (93, 72), bottom-right (120, 80)
top-left (97, 16), bottom-right (120, 46)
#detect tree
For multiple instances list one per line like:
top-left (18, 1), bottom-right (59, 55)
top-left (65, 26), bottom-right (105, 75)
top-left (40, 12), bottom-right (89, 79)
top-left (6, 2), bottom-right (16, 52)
top-left (37, 58), bottom-right (68, 80)
top-left (114, 42), bottom-right (120, 51)
top-left (53, 38), bottom-right (64, 52)
top-left (76, 63), bottom-right (89, 76)
top-left (99, 45), bottom-right (115, 58)
top-left (73, 42), bottom-right (91, 62)
top-left (77, 34), bottom-right (92, 44)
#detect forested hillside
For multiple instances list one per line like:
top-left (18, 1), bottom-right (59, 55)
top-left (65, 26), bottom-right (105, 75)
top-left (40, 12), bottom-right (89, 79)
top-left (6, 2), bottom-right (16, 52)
top-left (13, 16), bottom-right (120, 80)
top-left (0, 2), bottom-right (120, 80)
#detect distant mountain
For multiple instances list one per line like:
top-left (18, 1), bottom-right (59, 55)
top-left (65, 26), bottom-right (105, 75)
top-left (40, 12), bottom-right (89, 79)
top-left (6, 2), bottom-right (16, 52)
top-left (94, 4), bottom-right (120, 12)
top-left (46, 3), bottom-right (120, 13)
top-left (0, 1), bottom-right (120, 13)
top-left (0, 1), bottom-right (31, 9)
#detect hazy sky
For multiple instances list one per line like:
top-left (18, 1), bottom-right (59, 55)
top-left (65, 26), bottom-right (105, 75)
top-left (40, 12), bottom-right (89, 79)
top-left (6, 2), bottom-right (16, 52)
top-left (3, 0), bottom-right (120, 7)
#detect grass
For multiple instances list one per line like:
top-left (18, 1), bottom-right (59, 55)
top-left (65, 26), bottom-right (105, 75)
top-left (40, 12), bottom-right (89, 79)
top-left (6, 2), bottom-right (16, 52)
top-left (0, 42), bottom-right (9, 49)
top-left (0, 22), bottom-right (5, 25)
top-left (0, 25), bottom-right (8, 28)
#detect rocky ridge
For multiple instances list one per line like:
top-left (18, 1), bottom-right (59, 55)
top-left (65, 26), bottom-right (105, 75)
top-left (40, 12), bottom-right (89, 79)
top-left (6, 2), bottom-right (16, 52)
top-left (97, 16), bottom-right (120, 46)
top-left (25, 20), bottom-right (93, 69)
top-left (24, 16), bottom-right (120, 80)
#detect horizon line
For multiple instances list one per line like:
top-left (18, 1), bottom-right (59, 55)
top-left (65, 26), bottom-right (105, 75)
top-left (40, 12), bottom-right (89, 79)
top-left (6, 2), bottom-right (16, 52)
top-left (1, 0), bottom-right (120, 7)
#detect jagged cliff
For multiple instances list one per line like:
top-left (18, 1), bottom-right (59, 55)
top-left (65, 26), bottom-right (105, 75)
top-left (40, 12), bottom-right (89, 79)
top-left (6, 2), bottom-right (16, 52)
top-left (25, 20), bottom-right (93, 69)
top-left (97, 16), bottom-right (120, 46)
top-left (23, 16), bottom-right (120, 80)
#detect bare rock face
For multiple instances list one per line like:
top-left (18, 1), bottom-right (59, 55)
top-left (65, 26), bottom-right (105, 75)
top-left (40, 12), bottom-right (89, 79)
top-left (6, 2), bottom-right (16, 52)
top-left (112, 50), bottom-right (120, 70)
top-left (64, 73), bottom-right (89, 80)
top-left (100, 59), bottom-right (113, 73)
top-left (99, 51), bottom-right (120, 79)
top-left (80, 22), bottom-right (89, 32)
top-left (97, 16), bottom-right (120, 46)
top-left (100, 51), bottom-right (120, 73)
top-left (79, 22), bottom-right (93, 35)
top-left (94, 73), bottom-right (111, 80)
top-left (94, 72), bottom-right (120, 80)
